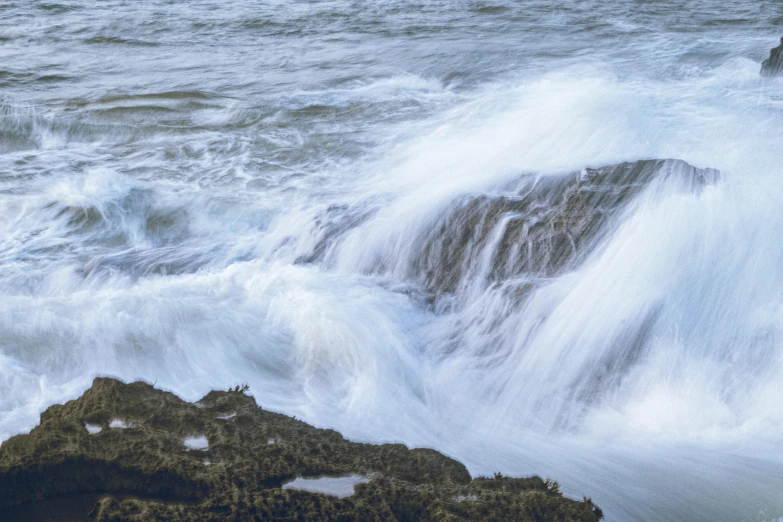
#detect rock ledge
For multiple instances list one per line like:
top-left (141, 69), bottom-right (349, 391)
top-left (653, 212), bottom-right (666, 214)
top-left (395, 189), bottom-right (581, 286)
top-left (0, 378), bottom-right (602, 521)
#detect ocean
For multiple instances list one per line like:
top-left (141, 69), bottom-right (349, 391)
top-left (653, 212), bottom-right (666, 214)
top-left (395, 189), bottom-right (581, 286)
top-left (2, 1), bottom-right (783, 520)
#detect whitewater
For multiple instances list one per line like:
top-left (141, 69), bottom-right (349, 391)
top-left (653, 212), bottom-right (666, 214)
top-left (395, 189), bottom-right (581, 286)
top-left (2, 1), bottom-right (783, 520)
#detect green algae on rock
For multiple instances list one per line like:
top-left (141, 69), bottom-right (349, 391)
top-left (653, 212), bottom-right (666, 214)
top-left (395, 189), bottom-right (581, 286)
top-left (0, 378), bottom-right (603, 521)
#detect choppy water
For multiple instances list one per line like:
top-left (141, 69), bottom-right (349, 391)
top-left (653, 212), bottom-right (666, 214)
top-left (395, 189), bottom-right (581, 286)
top-left (2, 1), bottom-right (783, 520)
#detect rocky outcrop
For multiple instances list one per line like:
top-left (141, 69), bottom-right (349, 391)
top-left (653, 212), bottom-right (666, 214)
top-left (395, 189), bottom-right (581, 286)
top-left (0, 378), bottom-right (603, 521)
top-left (412, 159), bottom-right (718, 297)
top-left (761, 37), bottom-right (783, 77)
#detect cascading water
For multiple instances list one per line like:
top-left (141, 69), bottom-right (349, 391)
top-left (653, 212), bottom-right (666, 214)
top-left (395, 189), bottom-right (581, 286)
top-left (2, 1), bottom-right (783, 520)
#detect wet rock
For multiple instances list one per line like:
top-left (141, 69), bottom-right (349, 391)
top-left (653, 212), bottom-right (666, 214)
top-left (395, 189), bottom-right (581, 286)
top-left (761, 37), bottom-right (783, 77)
top-left (294, 203), bottom-right (378, 265)
top-left (413, 159), bottom-right (718, 297)
top-left (0, 378), bottom-right (603, 521)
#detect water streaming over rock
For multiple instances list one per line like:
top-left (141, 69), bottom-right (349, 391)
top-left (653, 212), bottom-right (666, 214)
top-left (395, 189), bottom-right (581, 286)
top-left (2, 1), bottom-right (783, 520)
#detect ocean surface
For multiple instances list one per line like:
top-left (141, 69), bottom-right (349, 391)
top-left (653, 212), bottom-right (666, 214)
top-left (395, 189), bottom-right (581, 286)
top-left (2, 1), bottom-right (783, 520)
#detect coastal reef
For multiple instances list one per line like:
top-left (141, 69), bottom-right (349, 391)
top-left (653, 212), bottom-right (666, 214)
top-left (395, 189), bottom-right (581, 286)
top-left (0, 378), bottom-right (602, 521)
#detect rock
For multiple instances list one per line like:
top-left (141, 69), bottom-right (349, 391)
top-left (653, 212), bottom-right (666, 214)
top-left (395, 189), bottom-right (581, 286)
top-left (0, 378), bottom-right (603, 521)
top-left (761, 37), bottom-right (783, 77)
top-left (412, 159), bottom-right (718, 297)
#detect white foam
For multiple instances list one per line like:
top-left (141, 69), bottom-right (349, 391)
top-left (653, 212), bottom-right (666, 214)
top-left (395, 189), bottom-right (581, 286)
top-left (2, 26), bottom-right (783, 522)
top-left (85, 423), bottom-right (102, 434)
top-left (109, 419), bottom-right (131, 429)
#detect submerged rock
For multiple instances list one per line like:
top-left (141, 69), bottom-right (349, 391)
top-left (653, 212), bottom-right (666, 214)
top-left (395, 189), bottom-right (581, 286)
top-left (761, 37), bottom-right (783, 77)
top-left (0, 378), bottom-right (603, 521)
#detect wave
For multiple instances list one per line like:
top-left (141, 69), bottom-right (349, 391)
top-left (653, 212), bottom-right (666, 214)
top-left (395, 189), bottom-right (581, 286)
top-left (2, 11), bottom-right (783, 519)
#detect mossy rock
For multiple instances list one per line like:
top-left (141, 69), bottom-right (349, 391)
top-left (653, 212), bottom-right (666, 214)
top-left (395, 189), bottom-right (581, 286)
top-left (0, 378), bottom-right (602, 521)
